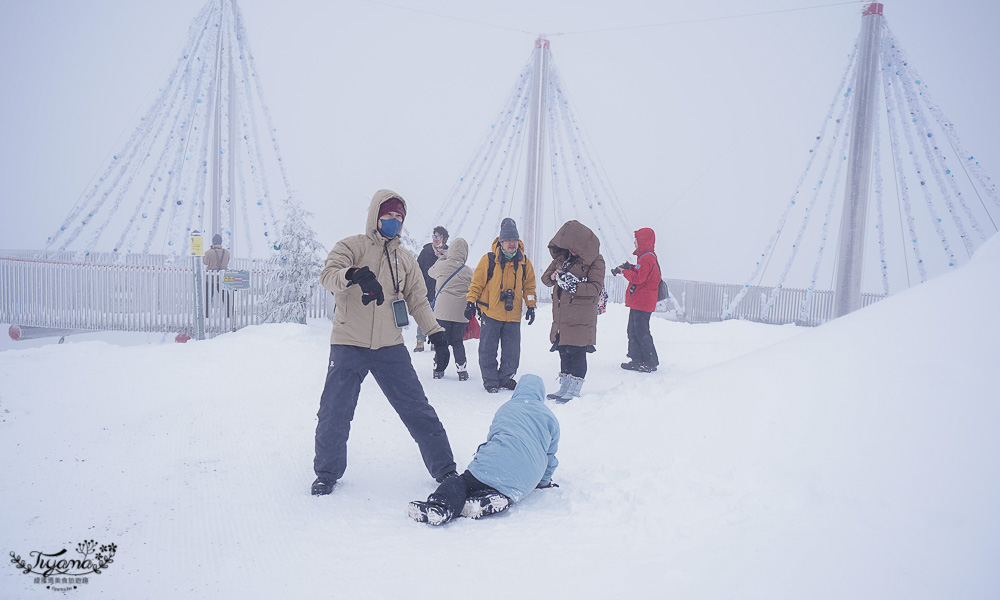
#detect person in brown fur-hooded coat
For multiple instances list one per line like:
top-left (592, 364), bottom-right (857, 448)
top-left (540, 220), bottom-right (605, 403)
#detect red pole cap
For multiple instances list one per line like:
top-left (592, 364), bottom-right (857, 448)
top-left (863, 2), bottom-right (883, 16)
top-left (8, 324), bottom-right (21, 341)
top-left (535, 37), bottom-right (549, 49)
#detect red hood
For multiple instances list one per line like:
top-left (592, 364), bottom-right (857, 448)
top-left (633, 228), bottom-right (656, 256)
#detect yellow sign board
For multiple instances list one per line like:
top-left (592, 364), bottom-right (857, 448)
top-left (190, 233), bottom-right (205, 257)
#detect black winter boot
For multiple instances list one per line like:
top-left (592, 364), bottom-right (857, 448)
top-left (408, 495), bottom-right (454, 526)
top-left (311, 477), bottom-right (336, 496)
top-left (460, 490), bottom-right (511, 519)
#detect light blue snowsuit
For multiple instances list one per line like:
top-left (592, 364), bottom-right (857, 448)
top-left (468, 374), bottom-right (560, 503)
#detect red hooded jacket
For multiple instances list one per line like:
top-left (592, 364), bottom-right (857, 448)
top-left (623, 228), bottom-right (660, 312)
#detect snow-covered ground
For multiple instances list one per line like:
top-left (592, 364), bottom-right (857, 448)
top-left (2, 237), bottom-right (999, 599)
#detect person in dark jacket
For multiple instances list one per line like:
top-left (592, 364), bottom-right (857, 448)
top-left (408, 375), bottom-right (560, 526)
top-left (612, 227), bottom-right (660, 373)
top-left (414, 226), bottom-right (449, 352)
top-left (311, 191), bottom-right (456, 496)
top-left (540, 221), bottom-right (605, 402)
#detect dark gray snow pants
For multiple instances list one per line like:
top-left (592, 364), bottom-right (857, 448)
top-left (477, 315), bottom-right (521, 387)
top-left (314, 344), bottom-right (456, 482)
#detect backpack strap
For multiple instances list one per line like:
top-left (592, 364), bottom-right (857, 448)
top-left (486, 251), bottom-right (527, 290)
top-left (433, 265), bottom-right (465, 307)
top-left (637, 251), bottom-right (661, 278)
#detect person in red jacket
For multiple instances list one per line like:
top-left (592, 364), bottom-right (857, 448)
top-left (611, 228), bottom-right (660, 372)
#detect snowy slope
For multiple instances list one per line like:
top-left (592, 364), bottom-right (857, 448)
top-left (2, 237), bottom-right (999, 599)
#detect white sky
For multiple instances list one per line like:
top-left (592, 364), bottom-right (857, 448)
top-left (1, 0), bottom-right (997, 283)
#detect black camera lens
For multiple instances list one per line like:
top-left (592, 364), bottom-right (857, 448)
top-left (503, 289), bottom-right (514, 311)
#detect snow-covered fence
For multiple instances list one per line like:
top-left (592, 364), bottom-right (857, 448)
top-left (2, 250), bottom-right (886, 337)
top-left (666, 278), bottom-right (884, 326)
top-left (0, 252), bottom-right (331, 337)
top-left (538, 274), bottom-right (882, 325)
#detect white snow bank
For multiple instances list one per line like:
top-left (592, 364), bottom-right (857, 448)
top-left (1, 236), bottom-right (997, 598)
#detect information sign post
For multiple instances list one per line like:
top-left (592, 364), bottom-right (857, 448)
top-left (190, 230), bottom-right (206, 340)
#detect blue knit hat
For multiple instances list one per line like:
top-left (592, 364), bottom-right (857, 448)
top-left (498, 218), bottom-right (519, 242)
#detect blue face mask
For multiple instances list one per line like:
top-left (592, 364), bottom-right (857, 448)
top-left (379, 217), bottom-right (402, 238)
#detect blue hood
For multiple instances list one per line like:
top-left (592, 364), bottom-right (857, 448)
top-left (512, 374), bottom-right (546, 403)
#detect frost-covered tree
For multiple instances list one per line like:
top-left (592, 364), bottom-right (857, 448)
top-left (260, 195), bottom-right (326, 324)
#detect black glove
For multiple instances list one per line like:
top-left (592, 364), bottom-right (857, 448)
top-left (619, 261), bottom-right (636, 271)
top-left (611, 266), bottom-right (622, 276)
top-left (536, 482), bottom-right (559, 489)
top-left (464, 301), bottom-right (476, 321)
top-left (525, 306), bottom-right (535, 325)
top-left (349, 266), bottom-right (384, 306)
top-left (428, 331), bottom-right (447, 348)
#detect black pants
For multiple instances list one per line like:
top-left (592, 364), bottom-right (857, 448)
top-left (314, 344), bottom-right (456, 482)
top-left (627, 309), bottom-right (658, 366)
top-left (478, 315), bottom-right (521, 387)
top-left (558, 345), bottom-right (589, 378)
top-left (433, 320), bottom-right (468, 372)
top-left (430, 470), bottom-right (501, 516)
top-left (205, 280), bottom-right (231, 317)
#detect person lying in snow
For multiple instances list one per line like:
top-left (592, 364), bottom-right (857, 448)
top-left (408, 374), bottom-right (560, 525)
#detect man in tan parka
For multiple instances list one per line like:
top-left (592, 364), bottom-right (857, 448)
top-left (311, 190), bottom-right (456, 495)
top-left (203, 233), bottom-right (231, 317)
top-left (465, 218), bottom-right (538, 393)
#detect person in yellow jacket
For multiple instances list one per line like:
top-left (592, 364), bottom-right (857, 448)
top-left (311, 190), bottom-right (456, 496)
top-left (465, 218), bottom-right (538, 393)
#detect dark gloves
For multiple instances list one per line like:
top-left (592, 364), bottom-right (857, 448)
top-left (612, 262), bottom-right (636, 276)
top-left (428, 331), bottom-right (447, 348)
top-left (348, 266), bottom-right (384, 306)
top-left (536, 482), bottom-right (559, 489)
top-left (464, 301), bottom-right (477, 321)
top-left (525, 306), bottom-right (535, 325)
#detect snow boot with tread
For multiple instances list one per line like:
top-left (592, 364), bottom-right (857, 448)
top-left (460, 491), bottom-right (511, 519)
top-left (408, 496), bottom-right (453, 526)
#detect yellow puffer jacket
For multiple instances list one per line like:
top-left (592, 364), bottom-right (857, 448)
top-left (319, 189), bottom-right (443, 349)
top-left (466, 238), bottom-right (537, 323)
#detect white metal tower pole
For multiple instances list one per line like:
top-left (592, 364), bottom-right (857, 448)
top-left (522, 37), bottom-right (550, 268)
top-left (210, 0), bottom-right (224, 245)
top-left (228, 0), bottom-right (239, 259)
top-left (833, 2), bottom-right (884, 318)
